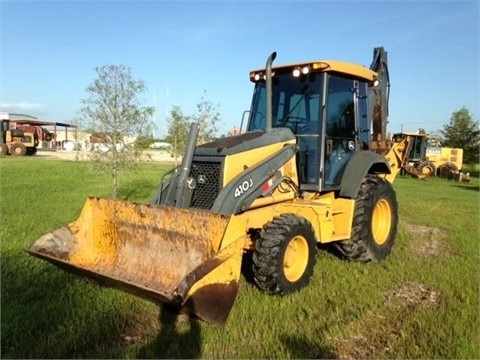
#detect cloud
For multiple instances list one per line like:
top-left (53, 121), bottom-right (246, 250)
top-left (0, 101), bottom-right (47, 117)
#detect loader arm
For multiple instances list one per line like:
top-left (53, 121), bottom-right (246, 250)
top-left (383, 134), bottom-right (414, 183)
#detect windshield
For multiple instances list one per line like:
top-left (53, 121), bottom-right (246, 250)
top-left (247, 72), bottom-right (323, 135)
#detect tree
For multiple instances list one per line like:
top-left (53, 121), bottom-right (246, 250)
top-left (440, 107), bottom-right (479, 164)
top-left (165, 105), bottom-right (190, 167)
top-left (164, 92), bottom-right (222, 166)
top-left (135, 135), bottom-right (156, 150)
top-left (78, 64), bottom-right (154, 199)
top-left (191, 90), bottom-right (222, 144)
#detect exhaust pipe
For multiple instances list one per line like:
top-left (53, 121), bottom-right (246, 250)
top-left (174, 122), bottom-right (200, 208)
top-left (265, 51), bottom-right (277, 132)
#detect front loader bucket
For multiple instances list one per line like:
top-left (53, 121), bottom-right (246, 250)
top-left (26, 197), bottom-right (244, 326)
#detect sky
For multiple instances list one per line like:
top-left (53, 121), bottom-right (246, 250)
top-left (1, 0), bottom-right (478, 138)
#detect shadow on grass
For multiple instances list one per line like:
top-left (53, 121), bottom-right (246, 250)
top-left (453, 184), bottom-right (480, 192)
top-left (0, 252), bottom-right (144, 359)
top-left (281, 334), bottom-right (337, 359)
top-left (137, 304), bottom-right (202, 359)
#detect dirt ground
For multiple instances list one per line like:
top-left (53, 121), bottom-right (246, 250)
top-left (405, 223), bottom-right (450, 256)
top-left (36, 149), bottom-right (178, 163)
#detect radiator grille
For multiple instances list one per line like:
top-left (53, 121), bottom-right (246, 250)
top-left (189, 161), bottom-right (222, 210)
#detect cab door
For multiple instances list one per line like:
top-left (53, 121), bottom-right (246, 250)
top-left (323, 75), bottom-right (358, 188)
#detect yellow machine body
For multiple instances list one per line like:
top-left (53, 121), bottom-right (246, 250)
top-left (0, 120), bottom-right (38, 156)
top-left (426, 146), bottom-right (463, 172)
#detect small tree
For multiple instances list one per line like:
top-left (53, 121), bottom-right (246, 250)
top-left (164, 92), bottom-right (223, 165)
top-left (165, 105), bottom-right (190, 167)
top-left (135, 135), bottom-right (155, 150)
top-left (440, 107), bottom-right (479, 164)
top-left (78, 64), bottom-right (154, 199)
top-left (191, 90), bottom-right (222, 144)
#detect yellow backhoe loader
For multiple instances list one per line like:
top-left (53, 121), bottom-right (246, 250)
top-left (28, 48), bottom-right (414, 326)
top-left (0, 114), bottom-right (39, 156)
top-left (393, 131), bottom-right (464, 179)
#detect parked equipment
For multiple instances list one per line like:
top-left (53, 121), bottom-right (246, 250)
top-left (0, 114), bottom-right (39, 156)
top-left (394, 131), bottom-right (463, 179)
top-left (393, 131), bottom-right (433, 178)
top-left (28, 48), bottom-right (415, 326)
top-left (426, 144), bottom-right (463, 179)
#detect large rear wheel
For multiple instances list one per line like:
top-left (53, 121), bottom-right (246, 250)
top-left (437, 162), bottom-right (458, 179)
top-left (253, 214), bottom-right (317, 294)
top-left (26, 147), bottom-right (37, 156)
top-left (10, 143), bottom-right (27, 156)
top-left (334, 176), bottom-right (398, 262)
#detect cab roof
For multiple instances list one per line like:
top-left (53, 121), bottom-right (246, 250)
top-left (250, 60), bottom-right (377, 82)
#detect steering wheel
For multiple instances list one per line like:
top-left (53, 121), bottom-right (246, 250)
top-left (283, 116), bottom-right (308, 133)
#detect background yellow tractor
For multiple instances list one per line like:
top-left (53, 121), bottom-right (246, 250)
top-left (28, 47), bottom-right (414, 326)
top-left (0, 113), bottom-right (39, 156)
top-left (394, 130), bottom-right (464, 179)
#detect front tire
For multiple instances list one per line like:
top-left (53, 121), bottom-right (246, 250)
top-left (253, 214), bottom-right (317, 294)
top-left (418, 161), bottom-right (436, 176)
top-left (334, 176), bottom-right (398, 262)
top-left (10, 143), bottom-right (27, 156)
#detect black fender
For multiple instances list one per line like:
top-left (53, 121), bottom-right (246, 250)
top-left (211, 144), bottom-right (297, 215)
top-left (339, 151), bottom-right (391, 198)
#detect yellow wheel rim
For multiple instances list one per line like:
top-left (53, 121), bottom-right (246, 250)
top-left (283, 235), bottom-right (309, 282)
top-left (371, 198), bottom-right (392, 245)
top-left (422, 166), bottom-right (434, 176)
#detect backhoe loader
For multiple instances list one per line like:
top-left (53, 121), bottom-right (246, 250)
top-left (1, 114), bottom-right (39, 156)
top-left (28, 47), bottom-right (414, 326)
top-left (393, 131), bottom-right (464, 179)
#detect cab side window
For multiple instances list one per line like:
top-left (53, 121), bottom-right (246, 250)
top-left (326, 77), bottom-right (355, 137)
top-left (324, 76), bottom-right (355, 187)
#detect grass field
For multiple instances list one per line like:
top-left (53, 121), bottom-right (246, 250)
top-left (1, 156), bottom-right (479, 359)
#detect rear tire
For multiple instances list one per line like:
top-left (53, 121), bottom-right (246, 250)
top-left (253, 214), bottom-right (317, 294)
top-left (437, 162), bottom-right (458, 179)
top-left (0, 143), bottom-right (8, 155)
top-left (334, 176), bottom-right (398, 262)
top-left (10, 143), bottom-right (27, 156)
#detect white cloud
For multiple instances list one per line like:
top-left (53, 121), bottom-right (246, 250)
top-left (0, 101), bottom-right (47, 117)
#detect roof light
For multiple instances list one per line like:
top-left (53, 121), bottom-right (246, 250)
top-left (292, 68), bottom-right (301, 77)
top-left (301, 65), bottom-right (310, 75)
top-left (312, 62), bottom-right (329, 70)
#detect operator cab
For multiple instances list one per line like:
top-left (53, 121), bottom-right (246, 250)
top-left (247, 62), bottom-right (372, 192)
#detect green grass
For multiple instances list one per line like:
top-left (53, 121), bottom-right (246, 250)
top-left (1, 157), bottom-right (479, 359)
